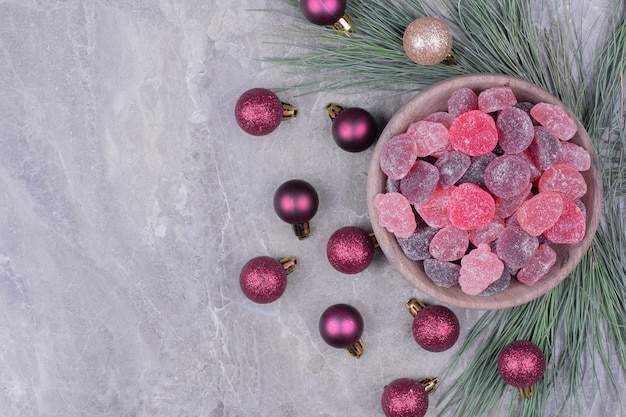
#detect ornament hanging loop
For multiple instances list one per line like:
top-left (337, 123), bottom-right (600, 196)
top-left (419, 377), bottom-right (439, 394)
top-left (279, 256), bottom-right (298, 274)
top-left (406, 298), bottom-right (427, 317)
top-left (282, 103), bottom-right (298, 120)
top-left (332, 14), bottom-right (354, 37)
top-left (346, 339), bottom-right (365, 358)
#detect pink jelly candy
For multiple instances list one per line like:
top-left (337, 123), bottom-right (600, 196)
top-left (459, 243), bottom-right (505, 295)
top-left (380, 133), bottom-right (418, 180)
top-left (435, 150), bottom-right (471, 189)
top-left (400, 160), bottom-right (439, 205)
top-left (538, 164), bottom-right (587, 201)
top-left (468, 215), bottom-right (505, 246)
top-left (424, 112), bottom-right (455, 129)
top-left (415, 186), bottom-right (455, 229)
top-left (449, 110), bottom-right (498, 156)
top-left (424, 258), bottom-right (461, 288)
top-left (557, 142), bottom-right (591, 171)
top-left (543, 200), bottom-right (586, 244)
top-left (407, 121), bottom-right (450, 157)
top-left (496, 106), bottom-right (534, 154)
top-left (429, 225), bottom-right (470, 262)
top-left (529, 126), bottom-right (561, 170)
top-left (397, 223), bottom-right (438, 261)
top-left (484, 154), bottom-right (531, 198)
top-left (516, 191), bottom-right (564, 236)
top-left (530, 102), bottom-right (577, 141)
top-left (517, 244), bottom-right (557, 285)
top-left (447, 183), bottom-right (495, 230)
top-left (448, 87), bottom-right (479, 119)
top-left (496, 224), bottom-right (539, 270)
top-left (478, 86), bottom-right (517, 113)
top-left (494, 182), bottom-right (532, 219)
top-left (374, 192), bottom-right (417, 238)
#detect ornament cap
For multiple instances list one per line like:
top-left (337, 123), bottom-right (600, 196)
top-left (279, 256), bottom-right (298, 274)
top-left (369, 232), bottom-right (380, 248)
top-left (292, 222), bottom-right (312, 240)
top-left (442, 49), bottom-right (458, 65)
top-left (418, 377), bottom-right (439, 394)
top-left (332, 13), bottom-right (354, 37)
top-left (325, 103), bottom-right (345, 121)
top-left (518, 385), bottom-right (535, 398)
top-left (406, 298), bottom-right (427, 316)
top-left (346, 338), bottom-right (365, 358)
top-left (282, 102), bottom-right (298, 120)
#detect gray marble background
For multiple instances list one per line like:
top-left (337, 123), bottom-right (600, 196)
top-left (0, 0), bottom-right (620, 416)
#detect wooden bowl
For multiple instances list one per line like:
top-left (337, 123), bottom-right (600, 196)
top-left (367, 73), bottom-right (602, 310)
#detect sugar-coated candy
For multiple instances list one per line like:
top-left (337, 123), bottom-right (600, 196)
top-left (517, 244), bottom-right (557, 285)
top-left (530, 102), bottom-right (577, 141)
top-left (415, 186), bottom-right (455, 229)
top-left (397, 223), bottom-right (438, 261)
top-left (484, 154), bottom-right (531, 198)
top-left (431, 142), bottom-right (452, 159)
top-left (374, 192), bottom-right (417, 238)
top-left (478, 269), bottom-right (511, 296)
top-left (459, 243), bottom-right (505, 295)
top-left (529, 126), bottom-right (560, 170)
top-left (400, 160), bottom-right (440, 205)
top-left (457, 152), bottom-right (497, 189)
top-left (449, 110), bottom-right (498, 156)
top-left (424, 258), bottom-right (461, 288)
top-left (494, 182), bottom-right (532, 219)
top-left (424, 112), bottom-right (455, 129)
top-left (538, 163), bottom-right (587, 201)
top-left (557, 142), bottom-right (591, 171)
top-left (519, 150), bottom-right (543, 182)
top-left (496, 107), bottom-right (534, 154)
top-left (407, 121), bottom-right (450, 157)
top-left (435, 150), bottom-right (471, 189)
top-left (386, 177), bottom-right (400, 193)
top-left (496, 225), bottom-right (539, 270)
top-left (380, 133), bottom-right (418, 180)
top-left (448, 87), bottom-right (478, 119)
top-left (447, 183), bottom-right (495, 230)
top-left (543, 200), bottom-right (586, 244)
top-left (469, 215), bottom-right (504, 246)
top-left (429, 226), bottom-right (470, 262)
top-left (478, 86), bottom-right (517, 113)
top-left (516, 191), bottom-right (564, 236)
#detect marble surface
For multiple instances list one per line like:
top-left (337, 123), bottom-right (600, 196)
top-left (0, 0), bottom-right (620, 416)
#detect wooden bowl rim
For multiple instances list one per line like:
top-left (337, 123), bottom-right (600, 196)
top-left (367, 73), bottom-right (603, 310)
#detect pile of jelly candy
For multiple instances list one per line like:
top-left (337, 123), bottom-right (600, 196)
top-left (375, 86), bottom-right (590, 296)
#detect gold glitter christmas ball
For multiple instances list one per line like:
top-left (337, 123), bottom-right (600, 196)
top-left (403, 17), bottom-right (453, 66)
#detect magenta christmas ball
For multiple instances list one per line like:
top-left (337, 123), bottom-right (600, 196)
top-left (319, 303), bottom-right (364, 349)
top-left (331, 107), bottom-right (378, 152)
top-left (326, 226), bottom-right (375, 274)
top-left (497, 340), bottom-right (545, 388)
top-left (234, 88), bottom-right (284, 136)
top-left (381, 378), bottom-right (429, 417)
top-left (239, 256), bottom-right (288, 304)
top-left (412, 304), bottom-right (460, 352)
top-left (300, 0), bottom-right (346, 26)
top-left (273, 179), bottom-right (319, 225)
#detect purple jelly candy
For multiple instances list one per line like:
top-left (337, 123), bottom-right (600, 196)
top-left (497, 107), bottom-right (534, 154)
top-left (397, 223), bottom-right (438, 261)
top-left (484, 154), bottom-right (531, 198)
top-left (456, 152), bottom-right (497, 190)
top-left (435, 151), bottom-right (471, 189)
top-left (529, 126), bottom-right (561, 170)
top-left (494, 182), bottom-right (532, 219)
top-left (400, 160), bottom-right (440, 205)
top-left (448, 87), bottom-right (479, 119)
top-left (478, 269), bottom-right (511, 296)
top-left (496, 224), bottom-right (539, 270)
top-left (423, 258), bottom-right (461, 288)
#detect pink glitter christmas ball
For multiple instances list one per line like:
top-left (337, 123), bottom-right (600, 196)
top-left (412, 305), bottom-right (460, 352)
top-left (239, 256), bottom-right (287, 303)
top-left (381, 378), bottom-right (429, 417)
top-left (326, 226), bottom-right (375, 274)
top-left (497, 340), bottom-right (545, 388)
top-left (235, 88), bottom-right (283, 136)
